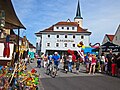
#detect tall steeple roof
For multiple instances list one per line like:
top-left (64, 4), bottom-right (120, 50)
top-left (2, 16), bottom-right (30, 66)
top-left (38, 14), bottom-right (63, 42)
top-left (74, 0), bottom-right (83, 19)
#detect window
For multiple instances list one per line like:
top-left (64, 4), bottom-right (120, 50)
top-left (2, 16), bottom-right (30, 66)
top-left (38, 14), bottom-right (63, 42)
top-left (73, 44), bottom-right (75, 47)
top-left (56, 27), bottom-right (59, 29)
top-left (116, 36), bottom-right (117, 41)
top-left (64, 43), bottom-right (67, 47)
top-left (62, 27), bottom-right (64, 29)
top-left (72, 27), bottom-right (75, 30)
top-left (48, 35), bottom-right (50, 38)
top-left (67, 27), bottom-right (69, 30)
top-left (73, 35), bottom-right (75, 38)
top-left (65, 35), bottom-right (67, 38)
top-left (56, 43), bottom-right (59, 47)
top-left (81, 35), bottom-right (84, 39)
top-left (36, 43), bottom-right (38, 48)
top-left (57, 35), bottom-right (59, 38)
top-left (47, 43), bottom-right (50, 47)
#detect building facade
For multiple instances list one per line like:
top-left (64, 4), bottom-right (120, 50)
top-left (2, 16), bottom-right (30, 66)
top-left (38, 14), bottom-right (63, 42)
top-left (0, 0), bottom-right (25, 65)
top-left (35, 1), bottom-right (91, 55)
top-left (102, 34), bottom-right (114, 44)
top-left (112, 25), bottom-right (120, 46)
top-left (102, 24), bottom-right (120, 46)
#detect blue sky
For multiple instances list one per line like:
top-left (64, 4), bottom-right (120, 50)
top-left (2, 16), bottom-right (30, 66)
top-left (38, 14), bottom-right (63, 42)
top-left (12, 0), bottom-right (120, 46)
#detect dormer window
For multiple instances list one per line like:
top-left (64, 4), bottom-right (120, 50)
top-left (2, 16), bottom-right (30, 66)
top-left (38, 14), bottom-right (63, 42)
top-left (56, 27), bottom-right (59, 29)
top-left (67, 27), bottom-right (69, 30)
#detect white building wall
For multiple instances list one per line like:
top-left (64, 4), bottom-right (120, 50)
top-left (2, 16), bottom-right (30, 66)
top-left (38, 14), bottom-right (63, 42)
top-left (102, 35), bottom-right (110, 44)
top-left (41, 34), bottom-right (46, 53)
top-left (36, 36), bottom-right (41, 50)
top-left (41, 33), bottom-right (90, 53)
top-left (74, 19), bottom-right (83, 27)
top-left (113, 26), bottom-right (120, 46)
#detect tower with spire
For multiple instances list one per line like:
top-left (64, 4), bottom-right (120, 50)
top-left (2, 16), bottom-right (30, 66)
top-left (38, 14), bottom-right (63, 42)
top-left (74, 0), bottom-right (83, 27)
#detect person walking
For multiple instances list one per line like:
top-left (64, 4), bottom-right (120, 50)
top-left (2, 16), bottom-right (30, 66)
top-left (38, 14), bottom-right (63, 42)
top-left (63, 54), bottom-right (68, 73)
top-left (47, 54), bottom-right (53, 67)
top-left (43, 54), bottom-right (48, 68)
top-left (76, 53), bottom-right (81, 73)
top-left (117, 53), bottom-right (120, 76)
top-left (37, 57), bottom-right (41, 68)
top-left (68, 54), bottom-right (73, 72)
top-left (85, 52), bottom-right (90, 73)
top-left (111, 54), bottom-right (117, 76)
top-left (106, 49), bottom-right (114, 75)
top-left (89, 55), bottom-right (97, 75)
top-left (41, 53), bottom-right (44, 68)
top-left (52, 52), bottom-right (60, 70)
top-left (100, 52), bottom-right (106, 73)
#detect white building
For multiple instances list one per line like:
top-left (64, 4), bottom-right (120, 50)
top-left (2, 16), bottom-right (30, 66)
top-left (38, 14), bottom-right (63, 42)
top-left (35, 0), bottom-right (91, 55)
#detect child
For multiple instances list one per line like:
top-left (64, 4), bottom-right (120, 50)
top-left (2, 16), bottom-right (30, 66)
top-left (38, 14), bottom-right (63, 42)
top-left (89, 54), bottom-right (97, 75)
top-left (37, 57), bottom-right (41, 68)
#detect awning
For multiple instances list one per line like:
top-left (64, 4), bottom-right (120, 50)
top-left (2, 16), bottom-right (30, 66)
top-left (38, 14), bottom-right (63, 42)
top-left (0, 0), bottom-right (26, 29)
top-left (101, 42), bottom-right (120, 52)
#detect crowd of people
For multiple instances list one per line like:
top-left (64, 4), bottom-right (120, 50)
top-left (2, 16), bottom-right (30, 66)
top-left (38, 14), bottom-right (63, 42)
top-left (36, 50), bottom-right (120, 76)
top-left (85, 50), bottom-right (120, 76)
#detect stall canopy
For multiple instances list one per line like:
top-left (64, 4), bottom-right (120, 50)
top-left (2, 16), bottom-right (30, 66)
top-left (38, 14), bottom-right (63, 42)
top-left (101, 42), bottom-right (120, 52)
top-left (0, 0), bottom-right (26, 29)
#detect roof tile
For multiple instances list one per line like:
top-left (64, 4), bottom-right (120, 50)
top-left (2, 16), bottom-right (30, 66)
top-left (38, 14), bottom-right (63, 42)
top-left (36, 21), bottom-right (91, 34)
top-left (106, 34), bottom-right (115, 41)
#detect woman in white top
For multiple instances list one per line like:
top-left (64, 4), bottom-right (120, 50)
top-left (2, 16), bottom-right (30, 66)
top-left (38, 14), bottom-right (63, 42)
top-left (100, 52), bottom-right (106, 72)
top-left (43, 54), bottom-right (48, 68)
top-left (68, 55), bottom-right (73, 72)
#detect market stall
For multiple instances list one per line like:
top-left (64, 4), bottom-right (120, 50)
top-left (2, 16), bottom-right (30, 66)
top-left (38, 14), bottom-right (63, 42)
top-left (101, 42), bottom-right (120, 52)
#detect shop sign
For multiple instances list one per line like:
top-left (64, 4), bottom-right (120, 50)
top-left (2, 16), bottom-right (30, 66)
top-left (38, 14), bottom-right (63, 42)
top-left (57, 39), bottom-right (74, 42)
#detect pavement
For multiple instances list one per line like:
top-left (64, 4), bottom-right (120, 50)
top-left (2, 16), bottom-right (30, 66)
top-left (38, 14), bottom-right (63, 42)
top-left (41, 75), bottom-right (120, 90)
top-left (27, 60), bottom-right (104, 78)
top-left (26, 60), bottom-right (120, 90)
top-left (26, 60), bottom-right (104, 90)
